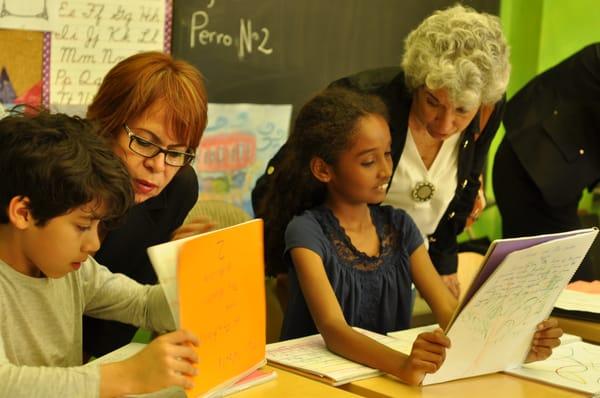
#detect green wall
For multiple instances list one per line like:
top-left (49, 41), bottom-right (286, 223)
top-left (463, 0), bottom-right (600, 243)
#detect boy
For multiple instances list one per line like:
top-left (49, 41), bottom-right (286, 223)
top-left (0, 111), bottom-right (198, 397)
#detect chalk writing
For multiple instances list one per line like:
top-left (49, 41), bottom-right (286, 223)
top-left (188, 0), bottom-right (273, 60)
top-left (49, 0), bottom-right (165, 110)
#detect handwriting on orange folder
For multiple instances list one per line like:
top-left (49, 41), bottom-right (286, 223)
top-left (178, 219), bottom-right (266, 397)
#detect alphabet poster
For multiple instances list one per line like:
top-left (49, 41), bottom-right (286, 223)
top-left (46, 0), bottom-right (168, 114)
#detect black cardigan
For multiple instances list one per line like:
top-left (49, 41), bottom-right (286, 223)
top-left (252, 67), bottom-right (505, 275)
top-left (502, 43), bottom-right (600, 207)
top-left (83, 165), bottom-right (199, 357)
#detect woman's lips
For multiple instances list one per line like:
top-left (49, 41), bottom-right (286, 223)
top-left (134, 179), bottom-right (157, 194)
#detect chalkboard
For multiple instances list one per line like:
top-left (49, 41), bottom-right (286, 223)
top-left (172, 0), bottom-right (499, 115)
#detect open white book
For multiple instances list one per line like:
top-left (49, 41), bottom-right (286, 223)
top-left (266, 328), bottom-right (406, 386)
top-left (423, 228), bottom-right (598, 385)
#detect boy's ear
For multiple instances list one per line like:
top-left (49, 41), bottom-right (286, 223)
top-left (7, 196), bottom-right (34, 229)
top-left (310, 156), bottom-right (333, 183)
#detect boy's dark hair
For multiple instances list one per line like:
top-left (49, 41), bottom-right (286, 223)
top-left (0, 109), bottom-right (133, 227)
top-left (256, 87), bottom-right (389, 276)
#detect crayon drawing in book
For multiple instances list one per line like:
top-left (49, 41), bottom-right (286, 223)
top-left (423, 228), bottom-right (598, 385)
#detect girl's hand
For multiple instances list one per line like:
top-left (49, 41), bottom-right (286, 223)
top-left (124, 329), bottom-right (199, 393)
top-left (399, 329), bottom-right (451, 385)
top-left (525, 319), bottom-right (562, 363)
top-left (171, 217), bottom-right (215, 240)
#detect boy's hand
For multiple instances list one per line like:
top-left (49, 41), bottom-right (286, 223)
top-left (171, 217), bottom-right (215, 240)
top-left (127, 329), bottom-right (199, 393)
top-left (399, 329), bottom-right (450, 385)
top-left (525, 318), bottom-right (562, 363)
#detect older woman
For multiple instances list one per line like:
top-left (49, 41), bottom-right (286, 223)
top-left (253, 5), bottom-right (510, 300)
top-left (83, 52), bottom-right (210, 357)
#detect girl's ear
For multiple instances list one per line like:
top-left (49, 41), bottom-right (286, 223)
top-left (310, 156), bottom-right (333, 183)
top-left (7, 196), bottom-right (34, 229)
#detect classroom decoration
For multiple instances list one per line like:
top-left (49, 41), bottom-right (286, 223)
top-left (423, 228), bottom-right (598, 385)
top-left (0, 68), bottom-right (17, 104)
top-left (196, 103), bottom-right (291, 216)
top-left (0, 0), bottom-right (57, 32)
top-left (45, 0), bottom-right (170, 114)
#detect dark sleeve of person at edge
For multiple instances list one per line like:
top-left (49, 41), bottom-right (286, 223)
top-left (493, 43), bottom-right (600, 282)
top-left (82, 165), bottom-right (199, 357)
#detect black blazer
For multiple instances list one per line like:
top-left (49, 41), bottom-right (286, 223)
top-left (83, 165), bottom-right (199, 357)
top-left (503, 43), bottom-right (600, 207)
top-left (253, 67), bottom-right (505, 275)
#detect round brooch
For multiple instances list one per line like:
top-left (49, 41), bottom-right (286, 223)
top-left (411, 181), bottom-right (435, 202)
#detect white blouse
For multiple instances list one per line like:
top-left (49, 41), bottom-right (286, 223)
top-left (384, 129), bottom-right (460, 247)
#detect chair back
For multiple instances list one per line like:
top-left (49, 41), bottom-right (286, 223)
top-left (184, 200), bottom-right (251, 229)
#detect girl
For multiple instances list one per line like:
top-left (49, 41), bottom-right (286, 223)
top-left (261, 87), bottom-right (562, 385)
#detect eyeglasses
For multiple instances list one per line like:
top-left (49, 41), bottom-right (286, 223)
top-left (123, 124), bottom-right (195, 167)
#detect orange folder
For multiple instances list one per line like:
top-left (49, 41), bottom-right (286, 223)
top-left (177, 219), bottom-right (266, 397)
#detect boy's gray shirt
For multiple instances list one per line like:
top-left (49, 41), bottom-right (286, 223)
top-left (0, 256), bottom-right (175, 397)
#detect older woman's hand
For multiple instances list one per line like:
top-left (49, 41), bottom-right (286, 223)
top-left (171, 216), bottom-right (215, 241)
top-left (525, 318), bottom-right (562, 363)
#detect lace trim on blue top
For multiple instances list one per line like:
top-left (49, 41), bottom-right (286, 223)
top-left (315, 205), bottom-right (397, 271)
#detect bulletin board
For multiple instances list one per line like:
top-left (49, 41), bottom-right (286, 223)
top-left (0, 29), bottom-right (43, 106)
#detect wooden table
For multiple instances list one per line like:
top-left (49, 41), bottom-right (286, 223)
top-left (555, 316), bottom-right (600, 344)
top-left (339, 372), bottom-right (588, 398)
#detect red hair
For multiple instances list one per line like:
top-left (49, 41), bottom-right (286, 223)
top-left (87, 51), bottom-right (208, 149)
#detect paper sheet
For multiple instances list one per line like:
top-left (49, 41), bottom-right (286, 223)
top-left (147, 234), bottom-right (200, 327)
top-left (555, 289), bottom-right (600, 313)
top-left (387, 325), bottom-right (582, 354)
top-left (506, 341), bottom-right (600, 395)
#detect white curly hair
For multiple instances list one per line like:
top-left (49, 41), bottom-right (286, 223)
top-left (402, 4), bottom-right (510, 108)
